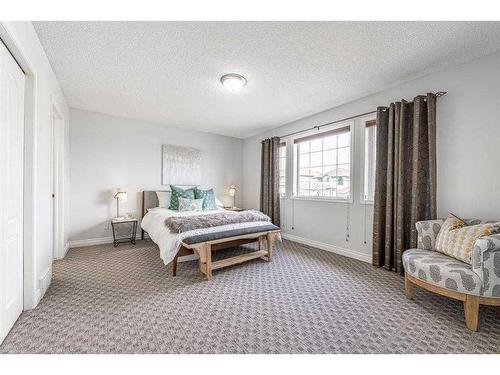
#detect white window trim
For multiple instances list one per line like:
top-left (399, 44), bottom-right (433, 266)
top-left (278, 140), bottom-right (287, 199)
top-left (290, 120), bottom-right (354, 203)
top-left (360, 114), bottom-right (377, 205)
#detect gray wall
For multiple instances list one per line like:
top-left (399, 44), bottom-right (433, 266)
top-left (242, 51), bottom-right (500, 260)
top-left (69, 108), bottom-right (243, 242)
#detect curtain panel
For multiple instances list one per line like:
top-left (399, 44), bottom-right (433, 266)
top-left (260, 137), bottom-right (281, 226)
top-left (373, 93), bottom-right (437, 273)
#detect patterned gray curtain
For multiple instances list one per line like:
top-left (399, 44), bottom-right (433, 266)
top-left (260, 137), bottom-right (281, 226)
top-left (373, 93), bottom-right (437, 274)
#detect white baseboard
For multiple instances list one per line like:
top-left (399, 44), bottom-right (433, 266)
top-left (69, 234), bottom-right (142, 248)
top-left (63, 242), bottom-right (70, 257)
top-left (36, 266), bottom-right (52, 304)
top-left (68, 235), bottom-right (196, 262)
top-left (281, 233), bottom-right (371, 263)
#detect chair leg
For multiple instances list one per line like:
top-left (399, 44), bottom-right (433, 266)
top-left (405, 274), bottom-right (415, 299)
top-left (464, 295), bottom-right (480, 331)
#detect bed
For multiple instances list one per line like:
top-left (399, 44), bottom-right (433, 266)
top-left (140, 190), bottom-right (280, 280)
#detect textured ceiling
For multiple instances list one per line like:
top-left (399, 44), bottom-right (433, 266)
top-left (34, 21), bottom-right (500, 138)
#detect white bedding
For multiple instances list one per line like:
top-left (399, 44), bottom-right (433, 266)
top-left (141, 208), bottom-right (274, 265)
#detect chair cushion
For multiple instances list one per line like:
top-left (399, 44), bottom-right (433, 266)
top-left (402, 249), bottom-right (482, 296)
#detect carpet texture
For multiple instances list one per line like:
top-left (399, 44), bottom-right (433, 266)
top-left (1, 239), bottom-right (499, 354)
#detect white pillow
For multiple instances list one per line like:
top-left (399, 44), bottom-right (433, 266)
top-left (215, 197), bottom-right (223, 208)
top-left (178, 197), bottom-right (204, 212)
top-left (156, 191), bottom-right (171, 208)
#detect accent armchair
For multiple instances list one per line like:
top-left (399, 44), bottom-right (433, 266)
top-left (402, 219), bottom-right (500, 331)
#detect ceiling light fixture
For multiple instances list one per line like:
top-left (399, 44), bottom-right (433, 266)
top-left (220, 73), bottom-right (247, 93)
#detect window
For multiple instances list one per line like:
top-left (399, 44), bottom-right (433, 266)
top-left (363, 118), bottom-right (377, 202)
top-left (292, 123), bottom-right (352, 200)
top-left (279, 142), bottom-right (286, 197)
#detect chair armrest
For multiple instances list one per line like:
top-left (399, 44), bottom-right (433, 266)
top-left (415, 219), bottom-right (444, 250)
top-left (471, 234), bottom-right (500, 297)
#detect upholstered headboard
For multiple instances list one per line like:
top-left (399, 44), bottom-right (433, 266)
top-left (141, 191), bottom-right (163, 219)
top-left (142, 186), bottom-right (200, 219)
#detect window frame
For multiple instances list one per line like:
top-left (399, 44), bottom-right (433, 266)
top-left (290, 120), bottom-right (354, 203)
top-left (360, 114), bottom-right (377, 205)
top-left (278, 141), bottom-right (287, 198)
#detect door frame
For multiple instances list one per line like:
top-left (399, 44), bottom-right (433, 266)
top-left (51, 98), bottom-right (66, 260)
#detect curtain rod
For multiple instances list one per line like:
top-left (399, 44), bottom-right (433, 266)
top-left (278, 91), bottom-right (447, 139)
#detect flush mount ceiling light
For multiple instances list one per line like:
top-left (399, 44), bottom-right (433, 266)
top-left (220, 73), bottom-right (247, 93)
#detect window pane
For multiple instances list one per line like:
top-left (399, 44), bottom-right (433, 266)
top-left (299, 153), bottom-right (310, 168)
top-left (337, 164), bottom-right (350, 177)
top-left (338, 132), bottom-right (350, 147)
top-left (336, 177), bottom-right (350, 198)
top-left (364, 123), bottom-right (377, 201)
top-left (338, 147), bottom-right (350, 164)
top-left (323, 149), bottom-right (336, 165)
top-left (299, 141), bottom-right (310, 153)
top-left (310, 151), bottom-right (322, 167)
top-left (310, 166), bottom-right (323, 179)
top-left (323, 165), bottom-right (336, 179)
top-left (293, 125), bottom-right (352, 199)
top-left (323, 135), bottom-right (337, 150)
top-left (299, 168), bottom-right (310, 180)
top-left (310, 138), bottom-right (322, 152)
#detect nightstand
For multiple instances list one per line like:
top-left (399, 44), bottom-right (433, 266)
top-left (223, 206), bottom-right (245, 212)
top-left (111, 218), bottom-right (138, 247)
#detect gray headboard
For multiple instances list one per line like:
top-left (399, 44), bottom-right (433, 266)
top-left (142, 187), bottom-right (199, 219)
top-left (142, 191), bottom-right (163, 219)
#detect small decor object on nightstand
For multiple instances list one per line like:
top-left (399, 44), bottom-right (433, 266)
top-left (113, 188), bottom-right (128, 220)
top-left (111, 217), bottom-right (138, 247)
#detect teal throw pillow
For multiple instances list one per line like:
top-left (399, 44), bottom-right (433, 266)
top-left (169, 185), bottom-right (196, 210)
top-left (194, 187), bottom-right (218, 210)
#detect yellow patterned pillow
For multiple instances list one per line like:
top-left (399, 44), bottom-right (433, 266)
top-left (435, 213), bottom-right (500, 264)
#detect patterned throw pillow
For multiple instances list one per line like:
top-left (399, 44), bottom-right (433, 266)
top-left (169, 185), bottom-right (195, 210)
top-left (194, 187), bottom-right (217, 210)
top-left (178, 197), bottom-right (204, 212)
top-left (435, 213), bottom-right (500, 264)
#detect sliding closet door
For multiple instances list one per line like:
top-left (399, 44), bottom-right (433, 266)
top-left (0, 39), bottom-right (25, 343)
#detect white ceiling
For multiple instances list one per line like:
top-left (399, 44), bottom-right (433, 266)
top-left (34, 21), bottom-right (500, 138)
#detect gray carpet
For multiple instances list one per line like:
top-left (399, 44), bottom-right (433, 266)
top-left (1, 239), bottom-right (499, 354)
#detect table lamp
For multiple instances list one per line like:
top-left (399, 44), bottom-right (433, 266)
top-left (113, 188), bottom-right (128, 220)
top-left (229, 185), bottom-right (236, 208)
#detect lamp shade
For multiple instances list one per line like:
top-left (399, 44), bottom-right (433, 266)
top-left (228, 185), bottom-right (236, 197)
top-left (114, 188), bottom-right (128, 202)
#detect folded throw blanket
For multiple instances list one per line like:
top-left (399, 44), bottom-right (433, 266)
top-left (165, 210), bottom-right (271, 233)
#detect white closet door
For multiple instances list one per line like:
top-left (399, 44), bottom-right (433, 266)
top-left (0, 39), bottom-right (25, 343)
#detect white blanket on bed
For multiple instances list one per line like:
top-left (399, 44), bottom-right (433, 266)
top-left (141, 208), bottom-right (274, 265)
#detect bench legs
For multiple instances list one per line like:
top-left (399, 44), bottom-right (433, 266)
top-left (172, 255), bottom-right (178, 277)
top-left (464, 295), bottom-right (479, 332)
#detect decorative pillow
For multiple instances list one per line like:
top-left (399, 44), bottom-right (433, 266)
top-left (435, 213), bottom-right (500, 264)
top-left (194, 187), bottom-right (218, 210)
top-left (178, 197), bottom-right (204, 212)
top-left (169, 185), bottom-right (195, 210)
top-left (156, 191), bottom-right (171, 208)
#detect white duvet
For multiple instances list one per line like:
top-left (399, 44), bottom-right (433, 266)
top-left (141, 208), bottom-right (274, 265)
